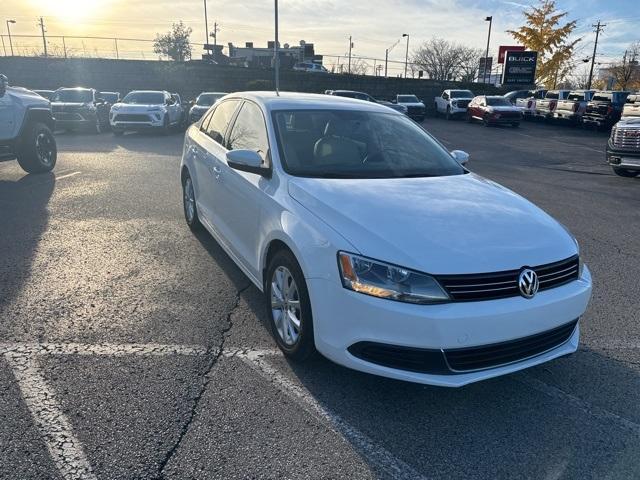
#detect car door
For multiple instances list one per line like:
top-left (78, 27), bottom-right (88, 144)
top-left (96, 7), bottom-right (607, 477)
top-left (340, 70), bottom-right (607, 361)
top-left (190, 99), bottom-right (241, 227)
top-left (0, 90), bottom-right (15, 141)
top-left (215, 100), bottom-right (271, 278)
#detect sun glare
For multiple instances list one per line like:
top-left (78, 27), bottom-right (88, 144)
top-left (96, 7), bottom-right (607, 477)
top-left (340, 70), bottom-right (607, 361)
top-left (37, 0), bottom-right (103, 22)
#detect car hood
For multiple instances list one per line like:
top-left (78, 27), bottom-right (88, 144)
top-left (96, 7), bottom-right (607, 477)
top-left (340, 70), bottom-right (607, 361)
top-left (112, 103), bottom-right (165, 112)
top-left (51, 102), bottom-right (90, 109)
top-left (488, 106), bottom-right (520, 112)
top-left (288, 173), bottom-right (577, 274)
top-left (398, 102), bottom-right (425, 107)
top-left (191, 105), bottom-right (210, 112)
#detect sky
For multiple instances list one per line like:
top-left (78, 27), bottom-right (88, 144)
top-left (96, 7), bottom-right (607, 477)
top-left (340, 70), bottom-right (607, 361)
top-left (2, 0), bottom-right (638, 75)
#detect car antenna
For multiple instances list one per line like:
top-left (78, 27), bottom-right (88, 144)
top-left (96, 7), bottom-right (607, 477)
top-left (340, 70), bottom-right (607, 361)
top-left (274, 0), bottom-right (280, 96)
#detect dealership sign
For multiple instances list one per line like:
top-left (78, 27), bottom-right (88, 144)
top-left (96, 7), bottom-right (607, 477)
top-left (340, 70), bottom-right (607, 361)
top-left (501, 51), bottom-right (538, 85)
top-left (498, 45), bottom-right (525, 63)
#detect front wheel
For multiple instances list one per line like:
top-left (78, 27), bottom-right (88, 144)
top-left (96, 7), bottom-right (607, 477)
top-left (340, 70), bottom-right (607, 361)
top-left (445, 106), bottom-right (452, 120)
top-left (265, 249), bottom-right (316, 361)
top-left (182, 171), bottom-right (202, 231)
top-left (161, 116), bottom-right (170, 135)
top-left (16, 122), bottom-right (57, 173)
top-left (612, 167), bottom-right (639, 178)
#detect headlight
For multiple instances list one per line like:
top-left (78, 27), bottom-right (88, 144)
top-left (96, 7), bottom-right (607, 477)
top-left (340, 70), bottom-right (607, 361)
top-left (451, 101), bottom-right (457, 107)
top-left (337, 252), bottom-right (450, 304)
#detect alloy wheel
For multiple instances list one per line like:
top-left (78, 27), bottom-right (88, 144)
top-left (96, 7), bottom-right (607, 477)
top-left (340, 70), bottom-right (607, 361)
top-left (35, 132), bottom-right (54, 167)
top-left (184, 177), bottom-right (196, 223)
top-left (270, 266), bottom-right (301, 346)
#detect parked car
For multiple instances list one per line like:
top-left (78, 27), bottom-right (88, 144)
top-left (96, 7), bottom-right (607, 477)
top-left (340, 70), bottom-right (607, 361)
top-left (582, 91), bottom-right (630, 130)
top-left (50, 87), bottom-right (110, 133)
top-left (109, 90), bottom-right (183, 135)
top-left (434, 89), bottom-right (474, 120)
top-left (515, 89), bottom-right (547, 120)
top-left (293, 62), bottom-right (329, 73)
top-left (606, 117), bottom-right (640, 177)
top-left (180, 91), bottom-right (591, 387)
top-left (552, 90), bottom-right (595, 125)
top-left (0, 74), bottom-right (57, 173)
top-left (467, 95), bottom-right (522, 127)
top-left (100, 91), bottom-right (121, 104)
top-left (533, 90), bottom-right (570, 120)
top-left (621, 93), bottom-right (640, 119)
top-left (504, 90), bottom-right (532, 105)
top-left (394, 94), bottom-right (425, 121)
top-left (189, 92), bottom-right (228, 123)
top-left (33, 89), bottom-right (54, 100)
top-left (171, 93), bottom-right (188, 128)
top-left (325, 90), bottom-right (408, 115)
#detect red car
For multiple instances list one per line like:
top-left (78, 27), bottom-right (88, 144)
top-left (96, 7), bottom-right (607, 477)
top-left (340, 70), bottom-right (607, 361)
top-left (467, 95), bottom-right (522, 127)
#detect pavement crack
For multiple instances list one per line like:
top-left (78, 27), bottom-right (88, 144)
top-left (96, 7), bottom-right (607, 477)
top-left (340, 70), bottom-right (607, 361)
top-left (155, 281), bottom-right (253, 479)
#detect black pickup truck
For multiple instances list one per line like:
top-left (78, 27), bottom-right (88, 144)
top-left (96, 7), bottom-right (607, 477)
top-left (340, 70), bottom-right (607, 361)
top-left (582, 91), bottom-right (630, 129)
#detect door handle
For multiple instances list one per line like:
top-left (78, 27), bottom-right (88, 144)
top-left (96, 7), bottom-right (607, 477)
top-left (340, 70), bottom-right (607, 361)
top-left (212, 166), bottom-right (221, 174)
top-left (211, 164), bottom-right (221, 179)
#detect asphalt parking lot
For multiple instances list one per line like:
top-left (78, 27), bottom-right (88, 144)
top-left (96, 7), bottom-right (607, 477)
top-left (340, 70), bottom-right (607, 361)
top-left (0, 117), bottom-right (639, 480)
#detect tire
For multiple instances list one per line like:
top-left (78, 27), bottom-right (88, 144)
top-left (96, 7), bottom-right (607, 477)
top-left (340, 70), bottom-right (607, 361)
top-left (482, 115), bottom-right (490, 127)
top-left (162, 116), bottom-right (170, 135)
top-left (16, 122), bottom-right (57, 174)
top-left (612, 167), bottom-right (639, 178)
top-left (182, 170), bottom-right (202, 231)
top-left (466, 113), bottom-right (473, 123)
top-left (445, 106), bottom-right (451, 120)
top-left (265, 249), bottom-right (316, 361)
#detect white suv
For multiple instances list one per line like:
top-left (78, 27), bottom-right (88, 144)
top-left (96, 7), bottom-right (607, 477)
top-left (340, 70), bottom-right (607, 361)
top-left (434, 89), bottom-right (475, 120)
top-left (110, 90), bottom-right (182, 135)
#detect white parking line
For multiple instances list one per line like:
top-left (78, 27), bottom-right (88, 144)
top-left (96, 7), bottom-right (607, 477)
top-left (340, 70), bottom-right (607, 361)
top-left (56, 171), bottom-right (82, 180)
top-left (236, 350), bottom-right (431, 480)
top-left (4, 353), bottom-right (97, 480)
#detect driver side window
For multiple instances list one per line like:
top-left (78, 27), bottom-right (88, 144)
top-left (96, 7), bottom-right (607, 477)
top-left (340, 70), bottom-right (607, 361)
top-left (443, 93), bottom-right (449, 100)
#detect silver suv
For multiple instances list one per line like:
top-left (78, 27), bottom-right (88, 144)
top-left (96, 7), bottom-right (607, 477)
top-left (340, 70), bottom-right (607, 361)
top-left (0, 74), bottom-right (57, 173)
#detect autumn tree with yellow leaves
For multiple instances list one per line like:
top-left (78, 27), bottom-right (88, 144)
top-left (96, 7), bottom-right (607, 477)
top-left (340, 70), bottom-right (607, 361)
top-left (507, 0), bottom-right (580, 88)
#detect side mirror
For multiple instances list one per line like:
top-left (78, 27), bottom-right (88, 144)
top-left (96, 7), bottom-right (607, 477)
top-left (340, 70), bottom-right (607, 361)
top-left (451, 150), bottom-right (469, 166)
top-left (226, 150), bottom-right (270, 177)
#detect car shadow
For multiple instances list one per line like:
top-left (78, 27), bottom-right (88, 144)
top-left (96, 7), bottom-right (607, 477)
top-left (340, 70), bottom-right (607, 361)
top-left (192, 231), bottom-right (640, 479)
top-left (0, 172), bottom-right (55, 338)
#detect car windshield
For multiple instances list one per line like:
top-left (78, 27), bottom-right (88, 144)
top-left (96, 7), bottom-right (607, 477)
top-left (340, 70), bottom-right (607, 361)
top-left (568, 93), bottom-right (585, 101)
top-left (272, 109), bottom-right (465, 179)
top-left (397, 95), bottom-right (419, 103)
top-left (196, 93), bottom-right (225, 106)
top-left (546, 92), bottom-right (559, 99)
top-left (486, 97), bottom-right (512, 106)
top-left (450, 90), bottom-right (474, 98)
top-left (51, 89), bottom-right (93, 103)
top-left (122, 92), bottom-right (165, 105)
top-left (101, 93), bottom-right (119, 103)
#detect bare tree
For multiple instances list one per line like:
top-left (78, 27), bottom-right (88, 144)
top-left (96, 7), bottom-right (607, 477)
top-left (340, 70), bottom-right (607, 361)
top-left (458, 46), bottom-right (484, 82)
top-left (608, 42), bottom-right (640, 90)
top-left (412, 38), bottom-right (462, 81)
top-left (348, 57), bottom-right (369, 75)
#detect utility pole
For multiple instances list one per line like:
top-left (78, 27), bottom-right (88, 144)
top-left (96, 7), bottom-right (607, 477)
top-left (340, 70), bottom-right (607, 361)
top-left (62, 36), bottom-right (67, 58)
top-left (587, 20), bottom-right (605, 90)
top-left (483, 16), bottom-right (492, 84)
top-left (203, 0), bottom-right (209, 44)
top-left (38, 17), bottom-right (47, 57)
top-left (348, 35), bottom-right (352, 74)
top-left (6, 20), bottom-right (16, 56)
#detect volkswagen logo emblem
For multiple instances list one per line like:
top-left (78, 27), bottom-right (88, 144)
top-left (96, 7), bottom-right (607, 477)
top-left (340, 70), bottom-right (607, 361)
top-left (518, 268), bottom-right (539, 299)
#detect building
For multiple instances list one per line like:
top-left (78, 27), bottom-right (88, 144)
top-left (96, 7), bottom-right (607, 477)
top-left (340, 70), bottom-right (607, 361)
top-left (226, 40), bottom-right (322, 69)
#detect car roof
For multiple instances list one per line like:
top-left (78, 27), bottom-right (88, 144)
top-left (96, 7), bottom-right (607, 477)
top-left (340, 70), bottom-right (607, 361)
top-left (224, 91), bottom-right (392, 113)
top-left (56, 87), bottom-right (93, 91)
top-left (198, 91), bottom-right (228, 95)
top-left (127, 90), bottom-right (167, 94)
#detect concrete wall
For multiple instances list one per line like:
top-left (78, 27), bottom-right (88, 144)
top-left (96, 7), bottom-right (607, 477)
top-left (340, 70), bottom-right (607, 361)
top-left (0, 57), bottom-right (506, 112)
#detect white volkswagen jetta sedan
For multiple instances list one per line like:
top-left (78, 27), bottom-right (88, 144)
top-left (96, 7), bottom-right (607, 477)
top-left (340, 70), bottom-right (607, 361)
top-left (180, 92), bottom-right (592, 387)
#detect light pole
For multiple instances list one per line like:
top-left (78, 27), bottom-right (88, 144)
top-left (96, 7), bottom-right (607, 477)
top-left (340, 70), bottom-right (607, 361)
top-left (274, 0), bottom-right (280, 93)
top-left (203, 0), bottom-right (209, 44)
top-left (483, 16), bottom-right (492, 84)
top-left (6, 20), bottom-right (16, 57)
top-left (402, 33), bottom-right (409, 78)
top-left (384, 38), bottom-right (401, 78)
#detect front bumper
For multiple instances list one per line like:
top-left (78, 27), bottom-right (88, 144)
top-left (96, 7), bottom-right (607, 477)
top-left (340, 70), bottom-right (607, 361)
top-left (487, 115), bottom-right (521, 124)
top-left (309, 265), bottom-right (591, 387)
top-left (583, 115), bottom-right (611, 127)
top-left (606, 146), bottom-right (640, 171)
top-left (53, 111), bottom-right (97, 129)
top-left (110, 113), bottom-right (164, 130)
top-left (448, 106), bottom-right (468, 116)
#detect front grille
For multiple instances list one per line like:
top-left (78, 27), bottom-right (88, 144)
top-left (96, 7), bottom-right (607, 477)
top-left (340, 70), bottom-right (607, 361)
top-left (611, 126), bottom-right (640, 150)
top-left (407, 106), bottom-right (425, 115)
top-left (347, 342), bottom-right (449, 374)
top-left (456, 100), bottom-right (470, 109)
top-left (114, 114), bottom-right (151, 122)
top-left (496, 111), bottom-right (521, 119)
top-left (444, 319), bottom-right (578, 372)
top-left (438, 255), bottom-right (579, 302)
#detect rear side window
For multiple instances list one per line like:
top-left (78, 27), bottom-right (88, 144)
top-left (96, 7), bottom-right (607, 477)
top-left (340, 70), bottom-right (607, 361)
top-left (592, 92), bottom-right (612, 102)
top-left (227, 102), bottom-right (270, 163)
top-left (205, 100), bottom-right (240, 144)
top-left (568, 93), bottom-right (584, 101)
top-left (546, 91), bottom-right (559, 99)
